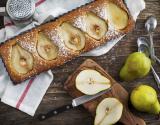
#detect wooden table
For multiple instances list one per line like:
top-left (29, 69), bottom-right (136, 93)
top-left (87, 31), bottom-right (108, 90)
top-left (0, 0), bottom-right (160, 125)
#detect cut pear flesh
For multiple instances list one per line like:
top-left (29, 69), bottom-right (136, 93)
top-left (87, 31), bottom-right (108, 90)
top-left (59, 22), bottom-right (85, 51)
top-left (106, 3), bottom-right (128, 30)
top-left (37, 32), bottom-right (58, 60)
top-left (84, 12), bottom-right (107, 40)
top-left (11, 44), bottom-right (34, 74)
top-left (76, 69), bottom-right (111, 95)
top-left (95, 98), bottom-right (123, 125)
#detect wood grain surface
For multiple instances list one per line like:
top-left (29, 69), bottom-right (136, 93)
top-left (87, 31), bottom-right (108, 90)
top-left (0, 0), bottom-right (160, 125)
top-left (64, 59), bottom-right (146, 125)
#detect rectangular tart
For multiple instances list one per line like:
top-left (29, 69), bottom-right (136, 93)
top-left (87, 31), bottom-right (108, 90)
top-left (0, 0), bottom-right (135, 84)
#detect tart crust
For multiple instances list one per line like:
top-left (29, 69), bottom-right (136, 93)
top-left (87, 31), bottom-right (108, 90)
top-left (0, 0), bottom-right (135, 84)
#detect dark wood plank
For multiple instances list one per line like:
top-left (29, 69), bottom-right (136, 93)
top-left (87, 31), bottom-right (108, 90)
top-left (0, 0), bottom-right (160, 125)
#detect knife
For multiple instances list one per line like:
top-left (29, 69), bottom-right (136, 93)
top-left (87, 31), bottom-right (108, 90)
top-left (38, 88), bottom-right (111, 121)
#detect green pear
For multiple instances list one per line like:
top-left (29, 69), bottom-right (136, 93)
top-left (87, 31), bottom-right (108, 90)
top-left (120, 52), bottom-right (151, 81)
top-left (130, 85), bottom-right (160, 114)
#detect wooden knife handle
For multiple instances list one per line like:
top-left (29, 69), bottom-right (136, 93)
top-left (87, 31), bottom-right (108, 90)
top-left (120, 107), bottom-right (146, 125)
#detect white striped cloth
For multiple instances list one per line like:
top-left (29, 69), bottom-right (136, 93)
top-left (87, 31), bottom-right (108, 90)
top-left (0, 0), bottom-right (145, 116)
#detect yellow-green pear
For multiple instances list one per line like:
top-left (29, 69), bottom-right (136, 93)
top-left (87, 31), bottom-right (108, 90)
top-left (120, 52), bottom-right (151, 81)
top-left (130, 85), bottom-right (160, 114)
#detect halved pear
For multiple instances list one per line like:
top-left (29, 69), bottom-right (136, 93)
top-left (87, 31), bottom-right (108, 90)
top-left (11, 44), bottom-right (34, 74)
top-left (84, 12), bottom-right (107, 40)
top-left (94, 98), bottom-right (123, 125)
top-left (106, 3), bottom-right (129, 30)
top-left (75, 69), bottom-right (111, 95)
top-left (59, 22), bottom-right (85, 51)
top-left (37, 32), bottom-right (58, 60)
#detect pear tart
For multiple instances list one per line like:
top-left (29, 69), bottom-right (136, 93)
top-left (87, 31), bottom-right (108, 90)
top-left (37, 32), bottom-right (59, 60)
top-left (0, 0), bottom-right (134, 84)
top-left (11, 44), bottom-right (34, 74)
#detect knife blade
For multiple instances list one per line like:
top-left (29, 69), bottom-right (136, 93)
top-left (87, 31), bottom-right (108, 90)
top-left (72, 87), bottom-right (111, 107)
top-left (38, 87), bottom-right (111, 121)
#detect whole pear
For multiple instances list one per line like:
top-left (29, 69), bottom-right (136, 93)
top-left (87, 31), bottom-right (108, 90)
top-left (120, 52), bottom-right (151, 81)
top-left (130, 85), bottom-right (160, 114)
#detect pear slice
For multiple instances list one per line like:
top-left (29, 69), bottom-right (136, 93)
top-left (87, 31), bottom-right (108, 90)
top-left (84, 12), bottom-right (107, 40)
top-left (75, 69), bottom-right (111, 95)
top-left (106, 3), bottom-right (129, 30)
top-left (59, 22), bottom-right (85, 51)
top-left (11, 44), bottom-right (34, 74)
top-left (37, 32), bottom-right (58, 60)
top-left (94, 98), bottom-right (123, 125)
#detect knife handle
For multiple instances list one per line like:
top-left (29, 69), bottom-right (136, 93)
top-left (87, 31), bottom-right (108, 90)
top-left (38, 104), bottom-right (74, 121)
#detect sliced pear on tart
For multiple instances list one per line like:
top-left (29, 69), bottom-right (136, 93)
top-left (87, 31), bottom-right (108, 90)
top-left (59, 22), bottom-right (85, 51)
top-left (84, 12), bottom-right (107, 40)
top-left (105, 3), bottom-right (129, 30)
top-left (37, 32), bottom-right (58, 60)
top-left (75, 69), bottom-right (111, 95)
top-left (11, 44), bottom-right (34, 74)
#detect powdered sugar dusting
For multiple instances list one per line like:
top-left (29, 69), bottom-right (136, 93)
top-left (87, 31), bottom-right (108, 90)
top-left (73, 6), bottom-right (121, 40)
top-left (16, 32), bottom-right (36, 52)
top-left (92, 5), bottom-right (122, 38)
top-left (46, 29), bottom-right (70, 57)
top-left (73, 16), bottom-right (87, 32)
top-left (93, 6), bottom-right (108, 20)
top-left (106, 30), bottom-right (120, 39)
top-left (19, 40), bottom-right (35, 52)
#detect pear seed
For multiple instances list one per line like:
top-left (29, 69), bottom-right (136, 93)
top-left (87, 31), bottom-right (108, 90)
top-left (20, 58), bottom-right (27, 67)
top-left (70, 35), bottom-right (80, 45)
top-left (94, 25), bottom-right (100, 35)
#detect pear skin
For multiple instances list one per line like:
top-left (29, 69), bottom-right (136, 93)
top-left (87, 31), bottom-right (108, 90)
top-left (149, 100), bottom-right (160, 114)
top-left (120, 52), bottom-right (151, 81)
top-left (120, 65), bottom-right (137, 81)
top-left (130, 85), bottom-right (160, 114)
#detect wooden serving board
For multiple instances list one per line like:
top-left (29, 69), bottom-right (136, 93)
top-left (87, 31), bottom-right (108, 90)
top-left (64, 59), bottom-right (146, 125)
